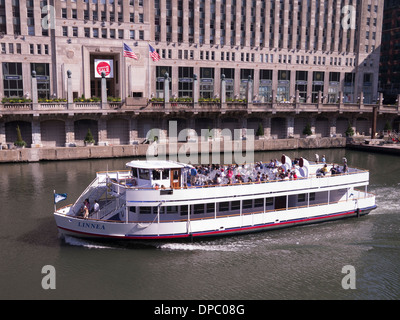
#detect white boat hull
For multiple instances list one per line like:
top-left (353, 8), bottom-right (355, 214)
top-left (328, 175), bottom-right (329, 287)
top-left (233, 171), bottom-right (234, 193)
top-left (54, 196), bottom-right (376, 241)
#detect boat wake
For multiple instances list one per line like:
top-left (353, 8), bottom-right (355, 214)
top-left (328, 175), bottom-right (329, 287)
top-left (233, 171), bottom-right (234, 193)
top-left (371, 185), bottom-right (400, 215)
top-left (157, 242), bottom-right (241, 252)
top-left (62, 235), bottom-right (117, 249)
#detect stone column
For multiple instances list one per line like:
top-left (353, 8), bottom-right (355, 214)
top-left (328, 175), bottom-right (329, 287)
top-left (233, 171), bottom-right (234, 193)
top-left (164, 72), bottom-right (170, 106)
top-left (329, 117), bottom-right (337, 137)
top-left (130, 117), bottom-right (139, 144)
top-left (246, 75), bottom-right (253, 105)
top-left (97, 117), bottom-right (108, 146)
top-left (287, 116), bottom-right (294, 138)
top-left (31, 119), bottom-right (42, 148)
top-left (262, 117), bottom-right (271, 138)
top-left (31, 71), bottom-right (38, 110)
top-left (67, 70), bottom-right (73, 109)
top-left (359, 91), bottom-right (364, 107)
top-left (310, 117), bottom-right (316, 135)
top-left (220, 74), bottom-right (226, 104)
top-left (193, 74), bottom-right (198, 104)
top-left (378, 92), bottom-right (384, 108)
top-left (101, 71), bottom-right (107, 109)
top-left (65, 118), bottom-right (75, 147)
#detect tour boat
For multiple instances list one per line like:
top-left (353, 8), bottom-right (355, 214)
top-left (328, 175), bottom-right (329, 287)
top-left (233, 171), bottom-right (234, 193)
top-left (53, 155), bottom-right (377, 241)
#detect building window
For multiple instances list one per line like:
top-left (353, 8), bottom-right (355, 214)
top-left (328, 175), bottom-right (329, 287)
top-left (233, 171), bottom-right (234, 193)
top-left (277, 70), bottom-right (290, 102)
top-left (156, 66), bottom-right (172, 99)
top-left (312, 71), bottom-right (325, 103)
top-left (221, 68), bottom-right (235, 100)
top-left (259, 69), bottom-right (273, 102)
top-left (240, 69), bottom-right (254, 100)
top-left (200, 67), bottom-right (214, 99)
top-left (178, 67), bottom-right (193, 98)
top-left (31, 63), bottom-right (50, 99)
top-left (295, 71), bottom-right (308, 103)
top-left (2, 62), bottom-right (23, 97)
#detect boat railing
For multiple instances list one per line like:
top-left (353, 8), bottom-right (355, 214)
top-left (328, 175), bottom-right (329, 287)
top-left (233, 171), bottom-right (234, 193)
top-left (109, 166), bottom-right (369, 191)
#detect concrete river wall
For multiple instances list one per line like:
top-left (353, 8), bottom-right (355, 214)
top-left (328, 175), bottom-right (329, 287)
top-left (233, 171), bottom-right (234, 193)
top-left (0, 137), bottom-right (346, 163)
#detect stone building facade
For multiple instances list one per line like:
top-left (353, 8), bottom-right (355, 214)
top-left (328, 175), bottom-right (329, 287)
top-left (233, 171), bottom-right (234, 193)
top-left (1, 0), bottom-right (396, 149)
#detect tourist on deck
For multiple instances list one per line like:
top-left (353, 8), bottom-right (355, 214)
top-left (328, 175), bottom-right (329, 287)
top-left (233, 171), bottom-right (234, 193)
top-left (343, 161), bottom-right (348, 174)
top-left (227, 167), bottom-right (234, 184)
top-left (190, 166), bottom-right (198, 186)
top-left (213, 173), bottom-right (222, 185)
top-left (321, 164), bottom-right (328, 176)
top-left (80, 198), bottom-right (90, 219)
top-left (91, 200), bottom-right (100, 217)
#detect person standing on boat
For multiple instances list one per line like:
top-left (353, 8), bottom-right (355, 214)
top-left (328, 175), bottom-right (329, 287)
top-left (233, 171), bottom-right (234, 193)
top-left (80, 199), bottom-right (90, 219)
top-left (190, 166), bottom-right (198, 186)
top-left (92, 200), bottom-right (100, 218)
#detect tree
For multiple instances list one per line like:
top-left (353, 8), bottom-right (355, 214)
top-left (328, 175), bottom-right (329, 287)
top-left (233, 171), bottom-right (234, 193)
top-left (303, 123), bottom-right (313, 136)
top-left (345, 122), bottom-right (355, 137)
top-left (84, 128), bottom-right (95, 145)
top-left (14, 125), bottom-right (27, 148)
top-left (256, 123), bottom-right (264, 136)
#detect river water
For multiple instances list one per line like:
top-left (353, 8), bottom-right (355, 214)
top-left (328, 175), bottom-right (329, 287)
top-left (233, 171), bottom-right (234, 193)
top-left (0, 148), bottom-right (399, 300)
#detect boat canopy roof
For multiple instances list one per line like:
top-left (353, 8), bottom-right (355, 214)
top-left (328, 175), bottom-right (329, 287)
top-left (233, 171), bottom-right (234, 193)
top-left (126, 160), bottom-right (193, 170)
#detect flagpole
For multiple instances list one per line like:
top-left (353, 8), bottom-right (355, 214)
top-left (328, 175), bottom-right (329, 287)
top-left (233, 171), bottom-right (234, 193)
top-left (122, 42), bottom-right (126, 101)
top-left (148, 42), bottom-right (151, 99)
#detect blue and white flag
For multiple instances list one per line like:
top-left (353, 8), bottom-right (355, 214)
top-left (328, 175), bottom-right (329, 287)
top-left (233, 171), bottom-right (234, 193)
top-left (54, 193), bottom-right (67, 204)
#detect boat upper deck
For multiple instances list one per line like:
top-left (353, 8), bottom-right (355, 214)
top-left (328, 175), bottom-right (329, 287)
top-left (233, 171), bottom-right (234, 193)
top-left (101, 155), bottom-right (368, 194)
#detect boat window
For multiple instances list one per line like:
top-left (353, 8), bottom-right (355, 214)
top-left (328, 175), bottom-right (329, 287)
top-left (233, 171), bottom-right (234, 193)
top-left (152, 169), bottom-right (161, 180)
top-left (266, 198), bottom-right (273, 206)
top-left (243, 199), bottom-right (253, 209)
top-left (166, 206), bottom-right (178, 214)
top-left (180, 205), bottom-right (188, 216)
top-left (138, 168), bottom-right (150, 180)
top-left (131, 168), bottom-right (138, 178)
top-left (152, 169), bottom-right (170, 180)
top-left (129, 206), bottom-right (136, 213)
top-left (139, 206), bottom-right (152, 214)
top-left (193, 204), bottom-right (204, 214)
top-left (298, 194), bottom-right (306, 202)
top-left (162, 169), bottom-right (170, 180)
top-left (231, 201), bottom-right (240, 210)
top-left (254, 198), bottom-right (264, 208)
top-left (219, 202), bottom-right (230, 211)
top-left (173, 170), bottom-right (179, 180)
top-left (206, 203), bottom-right (215, 213)
top-left (309, 193), bottom-right (316, 201)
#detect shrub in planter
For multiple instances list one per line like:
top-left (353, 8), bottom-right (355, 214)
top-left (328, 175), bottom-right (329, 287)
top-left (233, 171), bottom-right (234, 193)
top-left (14, 126), bottom-right (27, 148)
top-left (84, 128), bottom-right (95, 145)
top-left (303, 123), bottom-right (313, 136)
top-left (345, 122), bottom-right (355, 137)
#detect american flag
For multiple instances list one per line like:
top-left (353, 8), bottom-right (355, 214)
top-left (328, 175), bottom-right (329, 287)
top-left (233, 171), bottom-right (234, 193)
top-left (123, 43), bottom-right (138, 60)
top-left (149, 44), bottom-right (161, 62)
